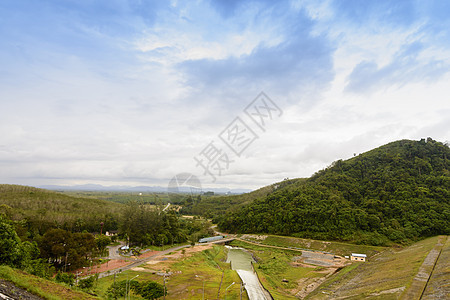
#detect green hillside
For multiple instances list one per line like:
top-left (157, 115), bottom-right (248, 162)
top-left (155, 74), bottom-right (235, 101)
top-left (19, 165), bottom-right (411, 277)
top-left (181, 178), bottom-right (306, 217)
top-left (0, 185), bottom-right (123, 235)
top-left (0, 265), bottom-right (99, 300)
top-left (218, 138), bottom-right (450, 245)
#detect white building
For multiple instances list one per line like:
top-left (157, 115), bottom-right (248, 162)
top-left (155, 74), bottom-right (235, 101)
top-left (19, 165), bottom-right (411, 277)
top-left (351, 253), bottom-right (367, 262)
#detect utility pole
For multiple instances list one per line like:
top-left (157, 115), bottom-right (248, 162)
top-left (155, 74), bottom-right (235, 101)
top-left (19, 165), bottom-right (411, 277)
top-left (163, 275), bottom-right (167, 300)
top-left (225, 282), bottom-right (235, 300)
top-left (126, 275), bottom-right (139, 300)
top-left (64, 252), bottom-right (68, 272)
top-left (240, 282), bottom-right (245, 300)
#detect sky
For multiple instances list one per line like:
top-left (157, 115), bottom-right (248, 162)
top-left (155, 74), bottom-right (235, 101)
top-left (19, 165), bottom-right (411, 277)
top-left (0, 0), bottom-right (449, 191)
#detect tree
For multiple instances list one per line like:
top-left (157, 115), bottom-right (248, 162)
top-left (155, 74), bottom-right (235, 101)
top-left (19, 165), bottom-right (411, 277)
top-left (40, 229), bottom-right (95, 270)
top-left (0, 216), bottom-right (23, 267)
top-left (139, 281), bottom-right (166, 300)
top-left (106, 281), bottom-right (126, 299)
top-left (78, 276), bottom-right (95, 290)
top-left (55, 272), bottom-right (75, 286)
top-left (106, 280), bottom-right (140, 300)
top-left (95, 235), bottom-right (111, 255)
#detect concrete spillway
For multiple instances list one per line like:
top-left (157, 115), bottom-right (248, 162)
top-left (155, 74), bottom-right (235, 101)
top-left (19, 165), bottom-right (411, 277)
top-left (226, 246), bottom-right (272, 300)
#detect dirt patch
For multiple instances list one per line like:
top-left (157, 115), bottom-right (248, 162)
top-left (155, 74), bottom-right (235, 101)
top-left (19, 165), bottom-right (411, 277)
top-left (139, 250), bottom-right (160, 259)
top-left (74, 258), bottom-right (133, 276)
top-left (144, 245), bottom-right (213, 270)
top-left (292, 252), bottom-right (349, 268)
top-left (290, 262), bottom-right (316, 268)
top-left (241, 234), bottom-right (268, 241)
top-left (181, 244), bottom-right (213, 255)
top-left (370, 286), bottom-right (405, 296)
top-left (294, 268), bottom-right (336, 299)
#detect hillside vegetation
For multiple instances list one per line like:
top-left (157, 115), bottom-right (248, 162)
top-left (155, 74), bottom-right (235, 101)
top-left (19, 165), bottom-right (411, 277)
top-left (218, 138), bottom-right (449, 245)
top-left (0, 265), bottom-right (99, 299)
top-left (0, 185), bottom-right (122, 234)
top-left (181, 178), bottom-right (306, 217)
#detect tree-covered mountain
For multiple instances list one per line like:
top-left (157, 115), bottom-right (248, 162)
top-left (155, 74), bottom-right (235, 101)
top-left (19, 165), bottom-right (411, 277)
top-left (218, 138), bottom-right (449, 245)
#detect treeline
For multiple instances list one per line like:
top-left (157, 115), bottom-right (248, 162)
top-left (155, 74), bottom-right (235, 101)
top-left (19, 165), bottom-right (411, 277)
top-left (121, 201), bottom-right (213, 246)
top-left (218, 138), bottom-right (449, 245)
top-left (0, 185), bottom-right (121, 236)
top-left (180, 179), bottom-right (305, 217)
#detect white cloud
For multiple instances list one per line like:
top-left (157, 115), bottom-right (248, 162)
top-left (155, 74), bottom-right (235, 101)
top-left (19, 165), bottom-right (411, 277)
top-left (0, 0), bottom-right (449, 190)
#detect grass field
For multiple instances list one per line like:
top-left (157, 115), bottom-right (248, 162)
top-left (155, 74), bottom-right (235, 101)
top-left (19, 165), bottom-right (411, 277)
top-left (422, 236), bottom-right (449, 299)
top-left (95, 244), bottom-right (244, 299)
top-left (0, 266), bottom-right (99, 300)
top-left (230, 240), bottom-right (333, 299)
top-left (240, 234), bottom-right (387, 258)
top-left (307, 236), bottom-right (441, 299)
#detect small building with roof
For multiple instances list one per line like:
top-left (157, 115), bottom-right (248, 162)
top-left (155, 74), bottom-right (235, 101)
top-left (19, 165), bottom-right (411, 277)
top-left (199, 236), bottom-right (224, 243)
top-left (351, 253), bottom-right (367, 262)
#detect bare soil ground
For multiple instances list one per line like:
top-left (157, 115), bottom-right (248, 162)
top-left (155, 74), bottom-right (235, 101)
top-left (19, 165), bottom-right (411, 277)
top-left (74, 250), bottom-right (161, 276)
top-left (295, 269), bottom-right (337, 299)
top-left (140, 244), bottom-right (213, 271)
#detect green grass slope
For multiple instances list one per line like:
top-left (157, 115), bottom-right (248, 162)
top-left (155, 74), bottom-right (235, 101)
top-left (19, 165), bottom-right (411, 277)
top-left (0, 265), bottom-right (99, 300)
top-left (307, 236), bottom-right (443, 299)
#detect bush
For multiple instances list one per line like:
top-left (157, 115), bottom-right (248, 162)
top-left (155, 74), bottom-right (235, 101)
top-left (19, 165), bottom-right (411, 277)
top-left (139, 281), bottom-right (166, 300)
top-left (106, 280), bottom-right (140, 299)
top-left (55, 272), bottom-right (75, 286)
top-left (78, 276), bottom-right (95, 290)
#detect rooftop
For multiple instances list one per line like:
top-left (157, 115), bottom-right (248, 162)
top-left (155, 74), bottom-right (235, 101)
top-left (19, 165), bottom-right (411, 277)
top-left (351, 253), bottom-right (367, 257)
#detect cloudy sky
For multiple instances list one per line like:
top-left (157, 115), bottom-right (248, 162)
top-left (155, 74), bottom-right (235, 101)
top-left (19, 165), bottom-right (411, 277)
top-left (1, 0), bottom-right (449, 190)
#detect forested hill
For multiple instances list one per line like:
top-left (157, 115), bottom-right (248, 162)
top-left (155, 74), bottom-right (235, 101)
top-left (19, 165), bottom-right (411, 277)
top-left (218, 138), bottom-right (450, 245)
top-left (0, 184), bottom-right (122, 235)
top-left (181, 177), bottom-right (306, 217)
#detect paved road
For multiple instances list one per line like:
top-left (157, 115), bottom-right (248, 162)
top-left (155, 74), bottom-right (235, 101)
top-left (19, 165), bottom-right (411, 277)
top-left (106, 241), bottom-right (126, 260)
top-left (162, 203), bottom-right (171, 211)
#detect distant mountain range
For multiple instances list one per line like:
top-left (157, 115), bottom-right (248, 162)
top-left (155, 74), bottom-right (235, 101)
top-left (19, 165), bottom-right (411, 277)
top-left (38, 184), bottom-right (252, 195)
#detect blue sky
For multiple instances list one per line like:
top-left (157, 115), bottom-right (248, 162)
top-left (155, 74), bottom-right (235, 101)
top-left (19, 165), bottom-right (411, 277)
top-left (0, 0), bottom-right (449, 190)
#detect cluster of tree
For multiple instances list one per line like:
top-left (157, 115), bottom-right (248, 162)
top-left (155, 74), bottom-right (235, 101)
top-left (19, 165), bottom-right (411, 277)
top-left (218, 138), bottom-right (449, 245)
top-left (180, 181), bottom-right (298, 218)
top-left (0, 183), bottom-right (215, 287)
top-left (106, 279), bottom-right (166, 300)
top-left (39, 228), bottom-right (111, 271)
top-left (120, 201), bottom-right (212, 246)
top-left (0, 214), bottom-right (112, 273)
top-left (0, 215), bottom-right (54, 277)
